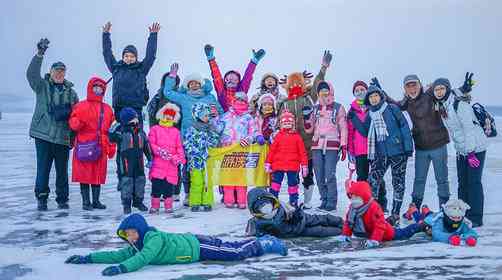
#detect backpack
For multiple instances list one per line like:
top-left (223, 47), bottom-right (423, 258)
top-left (453, 100), bottom-right (497, 138)
top-left (314, 102), bottom-right (342, 125)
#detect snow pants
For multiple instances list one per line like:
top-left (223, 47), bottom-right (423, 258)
top-left (196, 235), bottom-right (264, 261)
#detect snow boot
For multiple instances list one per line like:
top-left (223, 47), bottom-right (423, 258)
top-left (149, 197), bottom-right (160, 214)
top-left (203, 205), bottom-right (212, 212)
top-left (80, 185), bottom-right (93, 211)
top-left (122, 199), bottom-right (132, 215)
top-left (402, 203), bottom-right (418, 221)
top-left (257, 235), bottom-right (288, 256)
top-left (191, 205), bottom-right (202, 212)
top-left (133, 199), bottom-right (148, 212)
top-left (164, 197), bottom-right (173, 213)
top-left (37, 198), bottom-right (48, 211)
top-left (302, 185), bottom-right (314, 209)
top-left (91, 186), bottom-right (106, 210)
top-left (57, 202), bottom-right (69, 210)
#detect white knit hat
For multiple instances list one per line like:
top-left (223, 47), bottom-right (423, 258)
top-left (443, 199), bottom-right (470, 219)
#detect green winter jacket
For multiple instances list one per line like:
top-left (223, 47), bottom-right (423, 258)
top-left (89, 229), bottom-right (200, 273)
top-left (278, 66), bottom-right (327, 159)
top-left (26, 55), bottom-right (79, 146)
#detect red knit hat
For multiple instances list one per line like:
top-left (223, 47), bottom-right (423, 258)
top-left (352, 80), bottom-right (368, 94)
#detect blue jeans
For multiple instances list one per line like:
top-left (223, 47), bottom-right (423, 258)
top-left (196, 235), bottom-right (263, 261)
top-left (312, 150), bottom-right (339, 209)
top-left (34, 138), bottom-right (70, 204)
top-left (457, 151), bottom-right (485, 226)
top-left (412, 145), bottom-right (450, 208)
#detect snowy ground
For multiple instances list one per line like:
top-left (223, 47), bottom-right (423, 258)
top-left (1, 113), bottom-right (501, 280)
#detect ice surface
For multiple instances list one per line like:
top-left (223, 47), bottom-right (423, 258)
top-left (1, 113), bottom-right (501, 280)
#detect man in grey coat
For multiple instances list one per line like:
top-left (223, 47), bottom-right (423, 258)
top-left (26, 38), bottom-right (79, 211)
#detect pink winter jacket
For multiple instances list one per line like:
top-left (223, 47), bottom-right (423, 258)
top-left (347, 100), bottom-right (368, 157)
top-left (148, 125), bottom-right (186, 185)
top-left (311, 82), bottom-right (347, 152)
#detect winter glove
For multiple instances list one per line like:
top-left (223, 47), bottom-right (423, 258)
top-left (460, 72), bottom-right (475, 94)
top-left (465, 236), bottom-right (477, 247)
top-left (240, 138), bottom-right (250, 147)
top-left (65, 255), bottom-right (91, 264)
top-left (102, 265), bottom-right (124, 276)
top-left (467, 152), bottom-right (480, 168)
top-left (169, 63), bottom-right (179, 78)
top-left (256, 135), bottom-right (266, 146)
top-left (449, 235), bottom-right (461, 246)
top-left (339, 146), bottom-right (347, 161)
top-left (362, 239), bottom-right (380, 248)
top-left (264, 163), bottom-right (272, 173)
top-left (322, 50), bottom-right (333, 67)
top-left (251, 49), bottom-right (266, 64)
top-left (204, 44), bottom-right (215, 60)
top-left (333, 235), bottom-right (350, 243)
top-left (37, 38), bottom-right (50, 56)
top-left (370, 77), bottom-right (382, 89)
top-left (301, 165), bottom-right (309, 178)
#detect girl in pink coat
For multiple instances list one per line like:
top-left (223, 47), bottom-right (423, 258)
top-left (148, 103), bottom-right (185, 214)
top-left (311, 81), bottom-right (347, 211)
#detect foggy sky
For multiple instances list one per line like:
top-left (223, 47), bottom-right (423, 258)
top-left (1, 0), bottom-right (501, 111)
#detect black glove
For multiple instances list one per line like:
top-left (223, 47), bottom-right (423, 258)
top-left (302, 105), bottom-right (313, 120)
top-left (37, 38), bottom-right (50, 56)
top-left (370, 77), bottom-right (382, 89)
top-left (65, 255), bottom-right (91, 264)
top-left (460, 72), bottom-right (474, 94)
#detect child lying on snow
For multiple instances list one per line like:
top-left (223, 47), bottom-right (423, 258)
top-left (246, 188), bottom-right (344, 238)
top-left (334, 181), bottom-right (427, 248)
top-left (65, 214), bottom-right (287, 276)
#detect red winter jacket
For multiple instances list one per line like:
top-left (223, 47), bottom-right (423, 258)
top-left (342, 181), bottom-right (395, 242)
top-left (266, 129), bottom-right (308, 172)
top-left (69, 77), bottom-right (116, 185)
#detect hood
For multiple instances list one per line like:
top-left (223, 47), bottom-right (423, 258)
top-left (116, 214), bottom-right (154, 251)
top-left (257, 93), bottom-right (277, 113)
top-left (364, 85), bottom-right (386, 108)
top-left (443, 199), bottom-right (470, 220)
top-left (192, 102), bottom-right (212, 121)
top-left (182, 75), bottom-right (213, 98)
top-left (260, 73), bottom-right (279, 90)
top-left (317, 81), bottom-right (335, 106)
top-left (156, 102), bottom-right (181, 123)
top-left (347, 181), bottom-right (372, 203)
top-left (432, 78), bottom-right (452, 102)
top-left (86, 77), bottom-right (107, 102)
top-left (182, 73), bottom-right (203, 89)
top-left (247, 188), bottom-right (280, 216)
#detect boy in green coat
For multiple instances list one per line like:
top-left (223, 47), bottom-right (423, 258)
top-left (65, 214), bottom-right (288, 276)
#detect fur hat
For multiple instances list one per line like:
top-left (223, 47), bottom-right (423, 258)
top-left (182, 73), bottom-right (204, 89)
top-left (443, 199), bottom-right (470, 220)
top-left (156, 103), bottom-right (181, 123)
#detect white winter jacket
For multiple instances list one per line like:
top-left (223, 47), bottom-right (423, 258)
top-left (441, 90), bottom-right (488, 156)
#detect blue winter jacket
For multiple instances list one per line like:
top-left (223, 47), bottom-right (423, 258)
top-left (424, 212), bottom-right (478, 244)
top-left (163, 77), bottom-right (223, 137)
top-left (370, 103), bottom-right (414, 158)
top-left (103, 32), bottom-right (157, 109)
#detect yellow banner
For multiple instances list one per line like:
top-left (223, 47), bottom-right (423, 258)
top-left (207, 144), bottom-right (270, 187)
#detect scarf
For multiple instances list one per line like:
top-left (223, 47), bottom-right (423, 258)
top-left (159, 119), bottom-right (175, 127)
top-left (368, 102), bottom-right (389, 160)
top-left (347, 198), bottom-right (373, 238)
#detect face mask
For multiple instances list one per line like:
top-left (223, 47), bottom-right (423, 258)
top-left (354, 90), bottom-right (367, 101)
top-left (350, 197), bottom-right (364, 208)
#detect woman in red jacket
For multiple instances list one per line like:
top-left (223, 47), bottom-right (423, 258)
top-left (265, 111), bottom-right (308, 207)
top-left (336, 181), bottom-right (426, 248)
top-left (69, 77), bottom-right (116, 210)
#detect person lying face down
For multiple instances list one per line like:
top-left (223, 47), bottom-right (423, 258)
top-left (246, 188), bottom-right (344, 238)
top-left (65, 214), bottom-right (288, 276)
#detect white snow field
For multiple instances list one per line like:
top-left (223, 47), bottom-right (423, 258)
top-left (0, 112), bottom-right (501, 280)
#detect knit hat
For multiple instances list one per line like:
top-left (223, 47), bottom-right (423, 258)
top-left (119, 107), bottom-right (138, 124)
top-left (364, 85), bottom-right (385, 106)
top-left (443, 199), bottom-right (470, 220)
top-left (403, 74), bottom-right (421, 86)
top-left (280, 110), bottom-right (295, 128)
top-left (182, 73), bottom-right (204, 89)
top-left (352, 80), bottom-right (368, 94)
top-left (122, 45), bottom-right (138, 58)
top-left (156, 103), bottom-right (181, 123)
top-left (432, 78), bottom-right (451, 91)
top-left (317, 81), bottom-right (330, 93)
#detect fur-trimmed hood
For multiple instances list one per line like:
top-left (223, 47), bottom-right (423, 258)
top-left (156, 102), bottom-right (181, 123)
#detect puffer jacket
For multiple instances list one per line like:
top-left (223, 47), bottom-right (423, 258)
top-left (342, 182), bottom-right (395, 242)
top-left (347, 100), bottom-right (369, 156)
top-left (424, 212), bottom-right (478, 244)
top-left (441, 90), bottom-right (488, 155)
top-left (213, 108), bottom-right (257, 147)
top-left (266, 129), bottom-right (308, 172)
top-left (311, 82), bottom-right (347, 151)
top-left (148, 125), bottom-right (185, 185)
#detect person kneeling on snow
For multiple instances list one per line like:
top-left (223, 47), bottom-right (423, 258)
top-left (423, 199), bottom-right (478, 246)
top-left (65, 214), bottom-right (287, 276)
top-left (334, 181), bottom-right (427, 248)
top-left (246, 188), bottom-right (344, 238)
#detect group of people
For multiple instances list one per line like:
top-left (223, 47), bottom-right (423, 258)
top-left (25, 21), bottom-right (491, 276)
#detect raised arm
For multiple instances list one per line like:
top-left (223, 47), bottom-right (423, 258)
top-left (308, 50), bottom-right (332, 103)
top-left (239, 49), bottom-right (265, 93)
top-left (27, 38), bottom-right (50, 92)
top-left (204, 45), bottom-right (226, 105)
top-left (102, 22), bottom-right (117, 73)
top-left (142, 22), bottom-right (160, 74)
